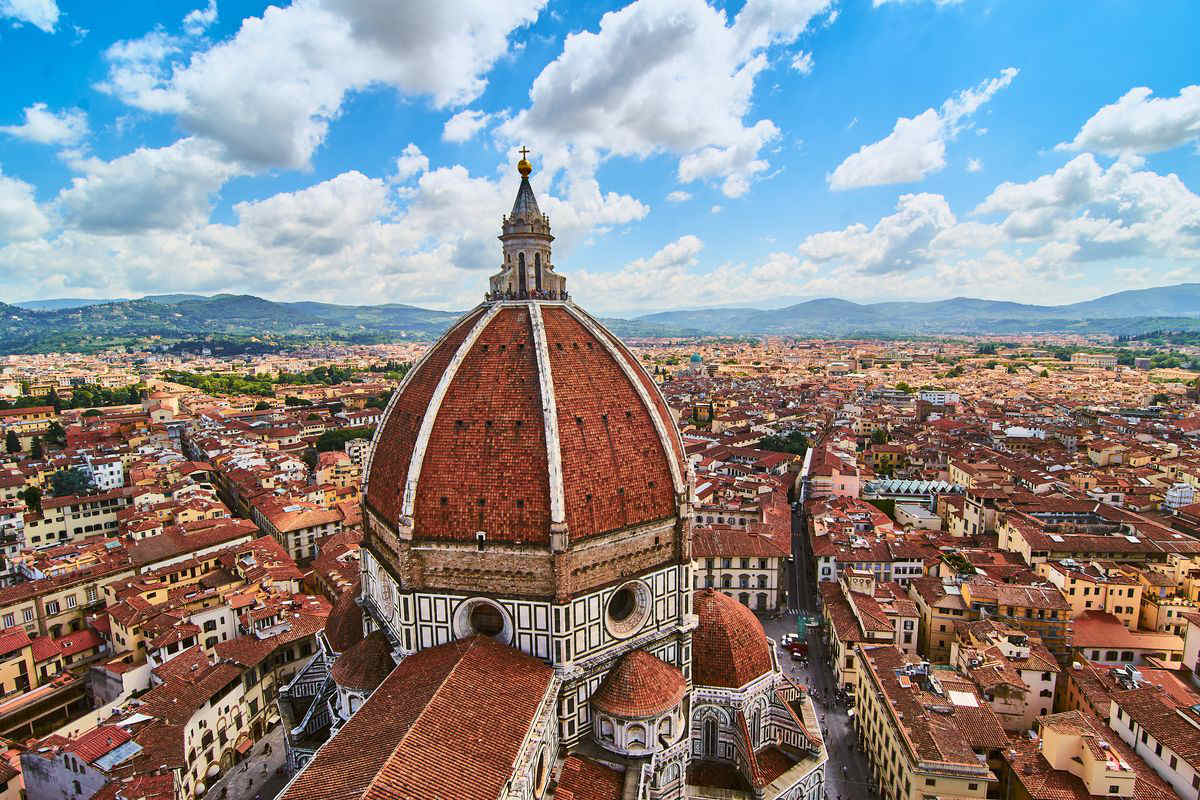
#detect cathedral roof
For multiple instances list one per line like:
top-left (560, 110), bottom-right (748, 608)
top-left (330, 630), bottom-right (394, 692)
top-left (692, 589), bottom-right (774, 689)
top-left (590, 649), bottom-right (686, 718)
top-left (323, 579), bottom-right (362, 653)
top-left (279, 635), bottom-right (554, 800)
top-left (364, 302), bottom-right (686, 546)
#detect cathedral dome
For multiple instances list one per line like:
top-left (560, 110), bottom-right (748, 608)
top-left (331, 630), bottom-right (395, 692)
top-left (324, 579), bottom-right (363, 653)
top-left (692, 589), bottom-right (774, 689)
top-left (591, 649), bottom-right (686, 718)
top-left (364, 302), bottom-right (687, 548)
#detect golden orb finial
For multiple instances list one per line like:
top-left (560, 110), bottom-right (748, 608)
top-left (517, 146), bottom-right (532, 177)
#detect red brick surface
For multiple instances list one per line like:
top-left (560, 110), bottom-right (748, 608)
top-left (331, 630), bottom-right (395, 692)
top-left (692, 589), bottom-right (773, 689)
top-left (591, 649), bottom-right (686, 717)
top-left (556, 755), bottom-right (626, 800)
top-left (365, 307), bottom-right (484, 525)
top-left (542, 306), bottom-right (676, 539)
top-left (414, 307), bottom-right (551, 543)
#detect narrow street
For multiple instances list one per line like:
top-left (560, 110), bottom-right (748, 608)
top-left (205, 724), bottom-right (290, 800)
top-left (755, 505), bottom-right (875, 800)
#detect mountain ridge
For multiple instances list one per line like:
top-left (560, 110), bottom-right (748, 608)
top-left (6, 283), bottom-right (1200, 353)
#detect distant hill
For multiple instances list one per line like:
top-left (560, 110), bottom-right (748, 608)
top-left (635, 284), bottom-right (1200, 337)
top-left (14, 298), bottom-right (127, 310)
top-left (6, 283), bottom-right (1200, 354)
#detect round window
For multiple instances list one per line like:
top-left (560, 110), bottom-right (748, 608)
top-left (452, 598), bottom-right (511, 643)
top-left (609, 587), bottom-right (636, 622)
top-left (470, 603), bottom-right (504, 636)
top-left (604, 580), bottom-right (651, 638)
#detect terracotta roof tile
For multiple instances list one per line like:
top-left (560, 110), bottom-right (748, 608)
top-left (591, 649), bottom-right (686, 718)
top-left (693, 589), bottom-right (773, 689)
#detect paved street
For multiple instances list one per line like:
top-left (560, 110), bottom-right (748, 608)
top-left (753, 505), bottom-right (876, 800)
top-left (205, 724), bottom-right (291, 800)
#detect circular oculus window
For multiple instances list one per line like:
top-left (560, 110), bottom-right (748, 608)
top-left (604, 580), bottom-right (652, 638)
top-left (453, 598), bottom-right (512, 643)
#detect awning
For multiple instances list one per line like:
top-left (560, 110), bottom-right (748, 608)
top-left (236, 736), bottom-right (254, 755)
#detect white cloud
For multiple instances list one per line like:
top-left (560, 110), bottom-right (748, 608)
top-left (0, 103), bottom-right (89, 145)
top-left (966, 157), bottom-right (982, 173)
top-left (711, 205), bottom-right (723, 214)
top-left (1057, 85), bottom-right (1200, 157)
top-left (829, 67), bottom-right (1017, 190)
top-left (98, 0), bottom-right (546, 169)
top-left (873, 0), bottom-right (962, 6)
top-left (0, 168), bottom-right (50, 241)
top-left (56, 137), bottom-right (245, 234)
top-left (392, 143), bottom-right (428, 182)
top-left (0, 0), bottom-right (58, 32)
top-left (799, 192), bottom-right (956, 273)
top-left (666, 190), bottom-right (691, 203)
top-left (183, 0), bottom-right (218, 36)
top-left (790, 50), bottom-right (814, 75)
top-left (502, 0), bottom-right (833, 198)
top-left (442, 109), bottom-right (492, 143)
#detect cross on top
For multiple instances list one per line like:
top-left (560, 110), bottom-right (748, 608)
top-left (519, 146), bottom-right (530, 160)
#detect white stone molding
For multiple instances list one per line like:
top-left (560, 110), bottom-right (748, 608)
top-left (563, 304), bottom-right (685, 497)
top-left (528, 302), bottom-right (568, 550)
top-left (399, 302), bottom-right (504, 523)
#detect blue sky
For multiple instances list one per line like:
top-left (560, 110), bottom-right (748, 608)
top-left (0, 0), bottom-right (1198, 314)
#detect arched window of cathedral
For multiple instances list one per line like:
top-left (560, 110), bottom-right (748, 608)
top-left (453, 598), bottom-right (511, 643)
top-left (518, 253), bottom-right (526, 296)
top-left (599, 716), bottom-right (614, 741)
top-left (626, 723), bottom-right (647, 750)
top-left (703, 718), bottom-right (718, 759)
top-left (533, 748), bottom-right (550, 798)
top-left (751, 709), bottom-right (762, 747)
top-left (535, 252), bottom-right (543, 291)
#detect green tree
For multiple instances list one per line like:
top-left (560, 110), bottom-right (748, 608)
top-left (20, 486), bottom-right (41, 513)
top-left (870, 429), bottom-right (888, 445)
top-left (45, 420), bottom-right (65, 445)
top-left (1040, 369), bottom-right (1050, 378)
top-left (302, 447), bottom-right (319, 472)
top-left (1151, 393), bottom-right (1172, 406)
top-left (895, 382), bottom-right (913, 393)
top-left (31, 437), bottom-right (44, 459)
top-left (756, 431), bottom-right (808, 456)
top-left (254, 400), bottom-right (272, 411)
top-left (5, 430), bottom-right (20, 454)
top-left (50, 467), bottom-right (91, 497)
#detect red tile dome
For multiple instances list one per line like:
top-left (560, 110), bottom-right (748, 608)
top-left (591, 649), bottom-right (686, 718)
top-left (331, 630), bottom-right (395, 692)
top-left (324, 580), bottom-right (363, 653)
top-left (364, 302), bottom-right (687, 547)
top-left (692, 589), bottom-right (774, 689)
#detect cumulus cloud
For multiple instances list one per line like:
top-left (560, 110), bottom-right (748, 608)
top-left (0, 103), bottom-right (89, 145)
top-left (966, 157), bottom-right (982, 173)
top-left (974, 153), bottom-right (1200, 268)
top-left (1057, 85), bottom-right (1200, 157)
top-left (502, 0), bottom-right (833, 198)
top-left (391, 143), bottom-right (428, 182)
top-left (873, 0), bottom-right (962, 6)
top-left (97, 0), bottom-right (545, 169)
top-left (790, 50), bottom-right (814, 75)
top-left (666, 190), bottom-right (691, 203)
top-left (829, 67), bottom-right (1017, 190)
top-left (442, 109), bottom-right (492, 143)
top-left (799, 192), bottom-right (956, 273)
top-left (183, 0), bottom-right (218, 36)
top-left (56, 137), bottom-right (246, 234)
top-left (0, 168), bottom-right (50, 241)
top-left (0, 0), bottom-right (58, 32)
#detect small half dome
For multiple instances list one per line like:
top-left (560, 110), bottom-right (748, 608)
top-left (331, 630), bottom-right (395, 693)
top-left (693, 589), bottom-right (773, 689)
top-left (591, 649), bottom-right (686, 718)
top-left (324, 580), bottom-right (363, 653)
